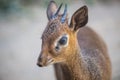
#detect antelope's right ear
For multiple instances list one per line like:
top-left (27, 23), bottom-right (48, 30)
top-left (47, 1), bottom-right (58, 20)
top-left (69, 6), bottom-right (88, 31)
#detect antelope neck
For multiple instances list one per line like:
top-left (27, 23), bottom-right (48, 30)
top-left (60, 44), bottom-right (87, 80)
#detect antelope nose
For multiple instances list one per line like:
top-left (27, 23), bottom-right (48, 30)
top-left (37, 53), bottom-right (45, 67)
top-left (37, 56), bottom-right (44, 67)
top-left (37, 62), bottom-right (43, 67)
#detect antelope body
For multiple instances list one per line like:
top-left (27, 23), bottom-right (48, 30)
top-left (37, 1), bottom-right (111, 80)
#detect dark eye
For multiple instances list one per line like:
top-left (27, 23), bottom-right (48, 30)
top-left (59, 36), bottom-right (67, 45)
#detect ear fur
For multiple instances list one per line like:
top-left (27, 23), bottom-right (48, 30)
top-left (70, 6), bottom-right (88, 31)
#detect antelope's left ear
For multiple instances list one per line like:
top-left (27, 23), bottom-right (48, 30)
top-left (69, 6), bottom-right (88, 31)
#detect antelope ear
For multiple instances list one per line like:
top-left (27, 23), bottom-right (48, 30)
top-left (70, 6), bottom-right (88, 31)
top-left (47, 1), bottom-right (58, 20)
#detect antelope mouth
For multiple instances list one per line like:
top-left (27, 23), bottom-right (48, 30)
top-left (37, 59), bottom-right (54, 67)
top-left (46, 59), bottom-right (54, 66)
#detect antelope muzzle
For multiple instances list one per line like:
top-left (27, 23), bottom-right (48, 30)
top-left (37, 52), bottom-right (53, 67)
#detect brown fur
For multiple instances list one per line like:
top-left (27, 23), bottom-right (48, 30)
top-left (37, 1), bottom-right (111, 80)
top-left (54, 27), bottom-right (111, 80)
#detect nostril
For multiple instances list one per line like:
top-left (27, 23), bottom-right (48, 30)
top-left (37, 62), bottom-right (43, 67)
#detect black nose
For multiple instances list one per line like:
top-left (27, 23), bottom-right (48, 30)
top-left (37, 62), bottom-right (43, 67)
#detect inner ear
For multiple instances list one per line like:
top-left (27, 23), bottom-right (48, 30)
top-left (70, 6), bottom-right (88, 31)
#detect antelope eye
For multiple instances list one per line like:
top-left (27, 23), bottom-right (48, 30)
top-left (59, 36), bottom-right (67, 45)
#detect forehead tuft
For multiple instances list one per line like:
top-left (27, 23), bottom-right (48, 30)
top-left (42, 19), bottom-right (61, 39)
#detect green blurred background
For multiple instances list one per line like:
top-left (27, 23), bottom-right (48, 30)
top-left (0, 0), bottom-right (119, 15)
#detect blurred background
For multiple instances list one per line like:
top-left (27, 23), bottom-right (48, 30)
top-left (0, 0), bottom-right (120, 80)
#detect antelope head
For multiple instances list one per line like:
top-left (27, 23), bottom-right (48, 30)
top-left (37, 1), bottom-right (88, 67)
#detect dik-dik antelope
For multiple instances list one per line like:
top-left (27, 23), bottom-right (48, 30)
top-left (37, 1), bottom-right (111, 80)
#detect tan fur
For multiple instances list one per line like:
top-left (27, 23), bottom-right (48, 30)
top-left (54, 27), bottom-right (111, 80)
top-left (37, 2), bottom-right (111, 80)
